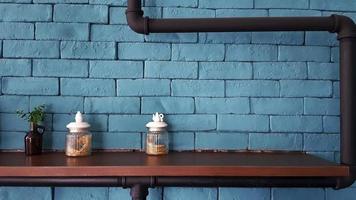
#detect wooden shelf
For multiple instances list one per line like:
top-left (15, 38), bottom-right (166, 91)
top-left (0, 152), bottom-right (349, 177)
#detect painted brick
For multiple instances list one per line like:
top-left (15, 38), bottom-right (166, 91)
top-left (118, 43), bottom-right (171, 60)
top-left (90, 61), bottom-right (143, 78)
top-left (84, 97), bottom-right (140, 114)
top-left (199, 32), bottom-right (251, 44)
top-left (33, 59), bottom-right (88, 77)
top-left (226, 44), bottom-right (278, 61)
top-left (91, 25), bottom-right (143, 42)
top-left (249, 133), bottom-right (302, 151)
top-left (305, 32), bottom-right (338, 46)
top-left (0, 4), bottom-right (51, 22)
top-left (166, 115), bottom-right (216, 131)
top-left (145, 0), bottom-right (197, 7)
top-left (304, 98), bottom-right (340, 115)
top-left (217, 115), bottom-right (269, 132)
top-left (195, 132), bottom-right (248, 150)
top-left (145, 33), bottom-right (197, 43)
top-left (254, 62), bottom-right (307, 79)
top-left (164, 187), bottom-right (217, 200)
top-left (333, 82), bottom-right (340, 98)
top-left (3, 40), bottom-right (59, 58)
top-left (90, 0), bottom-right (125, 5)
top-left (0, 22), bottom-right (33, 39)
top-left (109, 115), bottom-right (150, 132)
top-left (308, 62), bottom-right (339, 80)
top-left (252, 32), bottom-right (304, 45)
top-left (109, 7), bottom-right (127, 24)
top-left (35, 0), bottom-right (88, 2)
top-left (255, 0), bottom-right (308, 9)
top-left (0, 0), bottom-right (31, 2)
top-left (0, 114), bottom-right (28, 131)
top-left (93, 132), bottom-right (141, 149)
top-left (163, 8), bottom-right (215, 18)
top-left (272, 188), bottom-right (324, 200)
top-left (30, 96), bottom-right (83, 113)
top-left (278, 46), bottom-right (330, 62)
top-left (36, 23), bottom-right (89, 41)
top-left (145, 61), bottom-right (198, 79)
top-left (61, 41), bottom-right (116, 59)
top-left (0, 187), bottom-right (51, 200)
top-left (251, 98), bottom-right (303, 115)
top-left (54, 4), bottom-right (108, 23)
top-left (0, 95), bottom-right (29, 113)
top-left (110, 7), bottom-right (161, 24)
top-left (55, 187), bottom-right (108, 200)
top-left (195, 98), bottom-right (250, 114)
top-left (310, 0), bottom-right (356, 11)
top-left (199, 0), bottom-right (253, 8)
top-left (269, 9), bottom-right (322, 16)
top-left (172, 80), bottom-right (224, 97)
top-left (331, 47), bottom-right (339, 62)
top-left (270, 116), bottom-right (322, 132)
top-left (61, 78), bottom-right (115, 97)
top-left (219, 188), bottom-right (270, 200)
top-left (43, 132), bottom-right (65, 150)
top-left (0, 132), bottom-right (25, 149)
top-left (216, 9), bottom-right (268, 17)
top-left (172, 44), bottom-right (224, 61)
top-left (2, 77), bottom-right (58, 95)
top-left (226, 80), bottom-right (279, 97)
top-left (280, 80), bottom-right (332, 97)
top-left (117, 79), bottom-right (170, 96)
top-left (53, 114), bottom-right (107, 132)
top-left (0, 59), bottom-right (31, 76)
top-left (169, 132), bottom-right (195, 151)
top-left (199, 62), bottom-right (252, 79)
top-left (304, 134), bottom-right (339, 151)
top-left (141, 97), bottom-right (194, 114)
top-left (324, 116), bottom-right (340, 133)
top-left (326, 187), bottom-right (356, 200)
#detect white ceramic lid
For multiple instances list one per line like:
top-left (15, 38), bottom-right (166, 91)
top-left (146, 112), bottom-right (168, 129)
top-left (66, 111), bottom-right (91, 131)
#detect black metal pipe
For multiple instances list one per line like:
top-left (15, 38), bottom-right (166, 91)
top-left (340, 37), bottom-right (356, 166)
top-left (0, 177), bottom-right (340, 188)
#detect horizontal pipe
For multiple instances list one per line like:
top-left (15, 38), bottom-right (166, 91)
top-left (0, 177), bottom-right (343, 188)
top-left (126, 0), bottom-right (356, 36)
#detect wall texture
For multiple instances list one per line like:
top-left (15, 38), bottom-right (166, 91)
top-left (0, 0), bottom-right (355, 199)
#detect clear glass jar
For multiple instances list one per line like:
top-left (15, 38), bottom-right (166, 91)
top-left (146, 130), bottom-right (169, 155)
top-left (66, 112), bottom-right (92, 157)
top-left (66, 131), bottom-right (92, 157)
top-left (145, 113), bottom-right (169, 155)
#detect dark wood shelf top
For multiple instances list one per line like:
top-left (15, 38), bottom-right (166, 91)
top-left (0, 152), bottom-right (349, 177)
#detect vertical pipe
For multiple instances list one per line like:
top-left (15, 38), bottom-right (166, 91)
top-left (130, 185), bottom-right (149, 200)
top-left (340, 37), bottom-right (356, 166)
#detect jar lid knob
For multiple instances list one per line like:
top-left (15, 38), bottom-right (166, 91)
top-left (152, 112), bottom-right (164, 122)
top-left (66, 111), bottom-right (90, 131)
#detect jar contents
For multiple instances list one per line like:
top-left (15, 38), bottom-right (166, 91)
top-left (66, 133), bottom-right (92, 157)
top-left (146, 131), bottom-right (169, 155)
top-left (146, 113), bottom-right (169, 156)
top-left (66, 111), bottom-right (92, 157)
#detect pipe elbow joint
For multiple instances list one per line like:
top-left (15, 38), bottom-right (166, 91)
top-left (126, 10), bottom-right (149, 35)
top-left (332, 14), bottom-right (356, 39)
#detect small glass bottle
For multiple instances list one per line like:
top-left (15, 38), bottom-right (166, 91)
top-left (146, 113), bottom-right (169, 155)
top-left (65, 111), bottom-right (92, 157)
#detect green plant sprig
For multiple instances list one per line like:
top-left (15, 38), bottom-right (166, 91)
top-left (16, 104), bottom-right (46, 125)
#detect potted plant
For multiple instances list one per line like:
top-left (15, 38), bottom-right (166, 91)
top-left (17, 104), bottom-right (46, 155)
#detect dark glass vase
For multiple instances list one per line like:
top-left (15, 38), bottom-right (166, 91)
top-left (24, 123), bottom-right (45, 156)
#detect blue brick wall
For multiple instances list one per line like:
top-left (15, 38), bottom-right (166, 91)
top-left (0, 0), bottom-right (353, 199)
